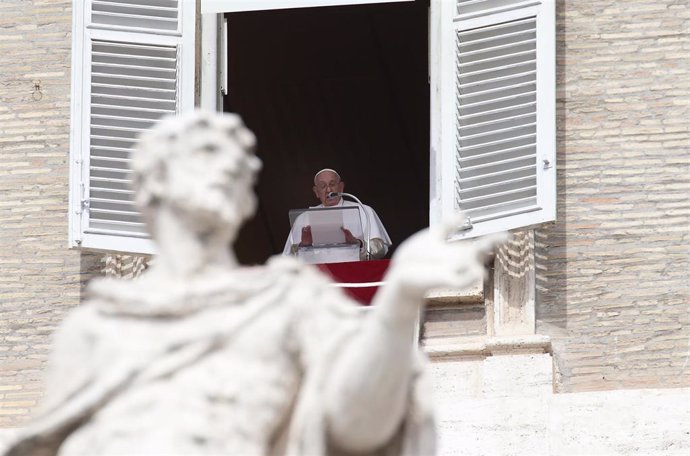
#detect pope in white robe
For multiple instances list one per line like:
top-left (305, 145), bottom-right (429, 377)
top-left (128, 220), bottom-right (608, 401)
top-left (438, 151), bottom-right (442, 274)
top-left (283, 169), bottom-right (392, 260)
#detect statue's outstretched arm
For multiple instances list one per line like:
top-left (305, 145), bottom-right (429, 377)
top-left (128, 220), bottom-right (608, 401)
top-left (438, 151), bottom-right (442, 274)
top-left (324, 216), bottom-right (505, 453)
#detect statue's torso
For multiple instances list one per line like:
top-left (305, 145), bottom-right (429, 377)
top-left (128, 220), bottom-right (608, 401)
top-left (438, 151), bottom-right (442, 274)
top-left (58, 272), bottom-right (328, 456)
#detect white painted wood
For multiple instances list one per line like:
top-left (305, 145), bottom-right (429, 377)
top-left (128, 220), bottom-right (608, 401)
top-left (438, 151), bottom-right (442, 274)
top-left (202, 0), bottom-right (412, 14)
top-left (90, 0), bottom-right (182, 34)
top-left (429, 0), bottom-right (456, 227)
top-left (179, 0), bottom-right (196, 111)
top-left (69, 0), bottom-right (196, 253)
top-left (200, 13), bottom-right (220, 111)
top-left (432, 0), bottom-right (555, 239)
top-left (68, 2), bottom-right (87, 248)
top-left (534, 0), bottom-right (556, 223)
top-left (455, 0), bottom-right (542, 22)
top-left (79, 232), bottom-right (158, 254)
top-left (455, 4), bottom-right (540, 31)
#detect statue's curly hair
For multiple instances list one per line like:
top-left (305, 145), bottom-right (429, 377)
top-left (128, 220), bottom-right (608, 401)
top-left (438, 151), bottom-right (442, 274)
top-left (131, 111), bottom-right (261, 212)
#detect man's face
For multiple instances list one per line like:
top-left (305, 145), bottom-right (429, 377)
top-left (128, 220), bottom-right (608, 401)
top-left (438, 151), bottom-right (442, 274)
top-left (165, 139), bottom-right (259, 237)
top-left (313, 171), bottom-right (344, 207)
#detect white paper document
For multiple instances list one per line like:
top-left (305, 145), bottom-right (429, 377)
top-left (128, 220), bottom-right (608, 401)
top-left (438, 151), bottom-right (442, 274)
top-left (288, 206), bottom-right (363, 247)
top-left (309, 209), bottom-right (346, 245)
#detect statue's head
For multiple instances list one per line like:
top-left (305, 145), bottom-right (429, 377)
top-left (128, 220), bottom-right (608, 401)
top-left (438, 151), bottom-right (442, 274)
top-left (132, 111), bottom-right (262, 243)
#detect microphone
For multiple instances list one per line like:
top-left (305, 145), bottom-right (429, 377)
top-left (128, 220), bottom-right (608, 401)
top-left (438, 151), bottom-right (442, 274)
top-left (328, 192), bottom-right (372, 260)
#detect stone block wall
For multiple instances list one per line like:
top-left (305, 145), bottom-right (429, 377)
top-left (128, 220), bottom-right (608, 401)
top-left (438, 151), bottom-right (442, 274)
top-left (0, 0), bottom-right (102, 427)
top-left (432, 354), bottom-right (690, 456)
top-left (536, 0), bottom-right (690, 392)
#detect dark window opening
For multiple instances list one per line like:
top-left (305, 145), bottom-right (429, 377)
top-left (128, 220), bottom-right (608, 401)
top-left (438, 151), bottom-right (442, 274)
top-left (224, 1), bottom-right (430, 265)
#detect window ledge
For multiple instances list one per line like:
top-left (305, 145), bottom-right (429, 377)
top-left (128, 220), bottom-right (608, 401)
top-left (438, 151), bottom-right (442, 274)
top-left (425, 279), bottom-right (484, 306)
top-left (424, 334), bottom-right (551, 359)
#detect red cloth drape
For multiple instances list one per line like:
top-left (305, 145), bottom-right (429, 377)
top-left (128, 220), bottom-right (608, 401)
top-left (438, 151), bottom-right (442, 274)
top-left (316, 259), bottom-right (390, 305)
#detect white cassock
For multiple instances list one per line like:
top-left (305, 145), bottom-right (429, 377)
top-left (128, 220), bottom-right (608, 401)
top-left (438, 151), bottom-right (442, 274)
top-left (283, 199), bottom-right (392, 256)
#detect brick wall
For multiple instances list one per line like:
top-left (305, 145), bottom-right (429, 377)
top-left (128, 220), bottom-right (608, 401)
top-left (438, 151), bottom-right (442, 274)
top-left (537, 0), bottom-right (690, 392)
top-left (0, 0), bottom-right (102, 427)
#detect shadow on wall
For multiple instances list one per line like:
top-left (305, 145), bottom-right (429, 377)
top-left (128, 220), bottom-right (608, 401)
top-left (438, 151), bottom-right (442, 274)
top-left (79, 251), bottom-right (105, 298)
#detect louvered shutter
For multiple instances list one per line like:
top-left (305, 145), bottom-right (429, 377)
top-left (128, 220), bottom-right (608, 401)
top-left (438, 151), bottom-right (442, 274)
top-left (69, 0), bottom-right (195, 253)
top-left (430, 0), bottom-right (555, 239)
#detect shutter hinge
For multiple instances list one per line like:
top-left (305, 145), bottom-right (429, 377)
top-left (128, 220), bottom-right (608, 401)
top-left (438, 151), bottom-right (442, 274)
top-left (76, 198), bottom-right (89, 215)
top-left (543, 159), bottom-right (553, 169)
top-left (76, 183), bottom-right (88, 215)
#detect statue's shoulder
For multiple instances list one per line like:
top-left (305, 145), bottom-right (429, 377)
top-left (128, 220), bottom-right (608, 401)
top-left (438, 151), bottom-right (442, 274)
top-left (82, 268), bottom-right (265, 317)
top-left (79, 258), bottom-right (343, 318)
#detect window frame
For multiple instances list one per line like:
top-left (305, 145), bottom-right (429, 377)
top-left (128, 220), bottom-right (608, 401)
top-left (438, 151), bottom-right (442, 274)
top-left (70, 0), bottom-right (555, 254)
top-left (430, 0), bottom-right (556, 240)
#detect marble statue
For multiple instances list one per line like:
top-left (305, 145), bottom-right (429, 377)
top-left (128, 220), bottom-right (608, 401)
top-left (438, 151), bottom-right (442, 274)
top-left (3, 111), bottom-right (502, 456)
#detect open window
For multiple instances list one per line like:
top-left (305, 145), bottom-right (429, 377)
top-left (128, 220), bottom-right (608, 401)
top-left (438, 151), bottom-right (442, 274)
top-left (68, 0), bottom-right (555, 256)
top-left (220, 2), bottom-right (430, 264)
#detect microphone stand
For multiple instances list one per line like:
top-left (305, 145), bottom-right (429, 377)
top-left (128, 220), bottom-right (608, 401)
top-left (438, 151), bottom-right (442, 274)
top-left (328, 192), bottom-right (371, 260)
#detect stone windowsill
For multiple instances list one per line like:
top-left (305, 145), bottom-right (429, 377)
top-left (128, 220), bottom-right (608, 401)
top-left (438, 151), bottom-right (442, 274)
top-left (425, 279), bottom-right (484, 307)
top-left (424, 334), bottom-right (551, 359)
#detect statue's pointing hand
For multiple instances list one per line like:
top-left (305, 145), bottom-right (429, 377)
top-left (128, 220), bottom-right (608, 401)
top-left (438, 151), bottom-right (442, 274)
top-left (387, 213), bottom-right (508, 301)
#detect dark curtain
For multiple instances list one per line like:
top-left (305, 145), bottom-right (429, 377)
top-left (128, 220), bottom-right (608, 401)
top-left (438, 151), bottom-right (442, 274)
top-left (225, 1), bottom-right (430, 265)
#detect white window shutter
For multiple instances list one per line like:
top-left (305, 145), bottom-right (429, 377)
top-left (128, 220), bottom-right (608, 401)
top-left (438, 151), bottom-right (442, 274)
top-left (430, 0), bottom-right (555, 239)
top-left (69, 0), bottom-right (195, 254)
